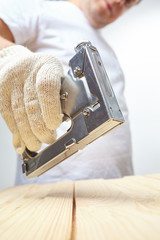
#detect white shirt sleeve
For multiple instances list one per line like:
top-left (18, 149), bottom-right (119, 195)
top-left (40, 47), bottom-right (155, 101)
top-left (0, 0), bottom-right (43, 45)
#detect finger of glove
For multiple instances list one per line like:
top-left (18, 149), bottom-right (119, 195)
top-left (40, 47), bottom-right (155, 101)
top-left (11, 73), bottom-right (41, 152)
top-left (0, 103), bottom-right (25, 154)
top-left (13, 130), bottom-right (25, 154)
top-left (0, 73), bottom-right (25, 154)
top-left (24, 69), bottom-right (57, 144)
top-left (36, 58), bottom-right (64, 130)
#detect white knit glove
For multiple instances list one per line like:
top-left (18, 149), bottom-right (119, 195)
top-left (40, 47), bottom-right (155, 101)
top-left (0, 45), bottom-right (64, 154)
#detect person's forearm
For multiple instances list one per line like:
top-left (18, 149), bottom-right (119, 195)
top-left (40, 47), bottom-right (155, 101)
top-left (0, 36), bottom-right (15, 50)
top-left (0, 19), bottom-right (15, 50)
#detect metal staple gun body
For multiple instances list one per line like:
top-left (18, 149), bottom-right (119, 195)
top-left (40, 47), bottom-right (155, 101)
top-left (22, 41), bottom-right (124, 178)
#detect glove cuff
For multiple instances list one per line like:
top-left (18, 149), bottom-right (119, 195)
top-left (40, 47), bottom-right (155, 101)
top-left (0, 45), bottom-right (31, 59)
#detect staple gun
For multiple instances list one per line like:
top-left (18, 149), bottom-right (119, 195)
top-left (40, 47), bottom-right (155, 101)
top-left (22, 40), bottom-right (124, 178)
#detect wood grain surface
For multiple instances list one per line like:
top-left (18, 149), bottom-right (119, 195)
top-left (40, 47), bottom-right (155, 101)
top-left (0, 174), bottom-right (160, 240)
top-left (0, 182), bottom-right (73, 240)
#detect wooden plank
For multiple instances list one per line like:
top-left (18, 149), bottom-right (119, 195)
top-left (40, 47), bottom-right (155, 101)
top-left (73, 176), bottom-right (160, 240)
top-left (145, 173), bottom-right (160, 180)
top-left (0, 181), bottom-right (73, 240)
top-left (0, 174), bottom-right (160, 240)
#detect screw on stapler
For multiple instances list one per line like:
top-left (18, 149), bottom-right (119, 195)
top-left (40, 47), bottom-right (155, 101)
top-left (21, 40), bottom-right (125, 178)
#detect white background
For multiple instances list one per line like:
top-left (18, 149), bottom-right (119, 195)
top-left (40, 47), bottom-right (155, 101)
top-left (0, 0), bottom-right (160, 190)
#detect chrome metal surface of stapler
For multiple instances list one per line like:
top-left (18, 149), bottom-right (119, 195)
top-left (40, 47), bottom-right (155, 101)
top-left (22, 40), bottom-right (124, 178)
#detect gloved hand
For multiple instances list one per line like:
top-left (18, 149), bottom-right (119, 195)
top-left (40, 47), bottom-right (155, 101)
top-left (0, 45), bottom-right (64, 154)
